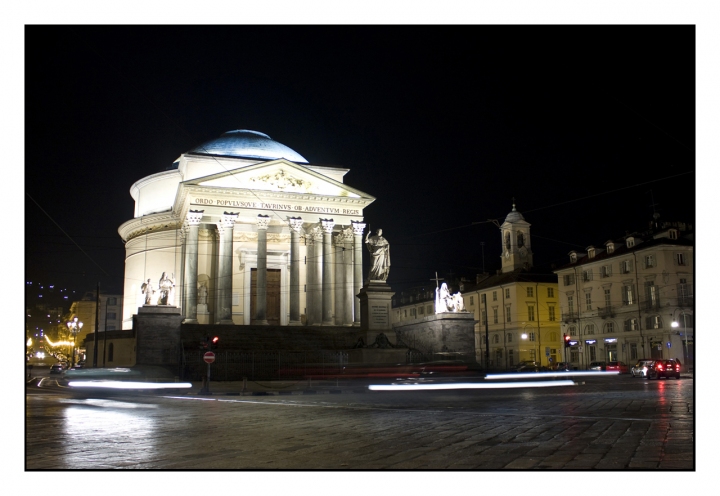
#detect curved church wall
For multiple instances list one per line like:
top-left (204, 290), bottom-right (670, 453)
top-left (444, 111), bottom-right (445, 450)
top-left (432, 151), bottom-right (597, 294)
top-left (122, 230), bottom-right (183, 328)
top-left (131, 170), bottom-right (181, 218)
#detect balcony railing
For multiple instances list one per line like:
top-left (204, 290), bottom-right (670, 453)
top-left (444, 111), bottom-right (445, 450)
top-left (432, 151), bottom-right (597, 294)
top-left (562, 312), bottom-right (578, 323)
top-left (598, 306), bottom-right (615, 319)
top-left (678, 296), bottom-right (693, 308)
top-left (642, 298), bottom-right (662, 311)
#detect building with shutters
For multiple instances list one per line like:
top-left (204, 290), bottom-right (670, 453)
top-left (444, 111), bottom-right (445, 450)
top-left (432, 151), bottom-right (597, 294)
top-left (553, 218), bottom-right (693, 369)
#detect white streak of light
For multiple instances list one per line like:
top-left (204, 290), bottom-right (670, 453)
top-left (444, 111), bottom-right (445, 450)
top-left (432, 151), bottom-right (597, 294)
top-left (368, 380), bottom-right (576, 391)
top-left (485, 371), bottom-right (619, 380)
top-left (68, 381), bottom-right (192, 389)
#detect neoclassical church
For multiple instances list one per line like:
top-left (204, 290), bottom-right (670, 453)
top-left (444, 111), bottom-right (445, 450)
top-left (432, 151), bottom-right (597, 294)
top-left (118, 130), bottom-right (375, 329)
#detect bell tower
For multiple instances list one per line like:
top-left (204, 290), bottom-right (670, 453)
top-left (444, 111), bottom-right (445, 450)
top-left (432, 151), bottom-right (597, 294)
top-left (500, 200), bottom-right (533, 273)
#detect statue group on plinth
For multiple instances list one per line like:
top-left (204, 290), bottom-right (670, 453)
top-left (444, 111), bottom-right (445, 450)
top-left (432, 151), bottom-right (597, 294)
top-left (435, 282), bottom-right (465, 313)
top-left (140, 272), bottom-right (176, 306)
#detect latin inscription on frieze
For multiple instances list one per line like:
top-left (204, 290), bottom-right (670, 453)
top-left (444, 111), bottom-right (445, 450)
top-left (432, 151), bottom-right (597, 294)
top-left (191, 197), bottom-right (361, 216)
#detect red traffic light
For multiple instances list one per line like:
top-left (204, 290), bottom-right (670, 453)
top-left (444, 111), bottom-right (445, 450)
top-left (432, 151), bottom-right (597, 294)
top-left (564, 333), bottom-right (571, 342)
top-left (212, 336), bottom-right (219, 344)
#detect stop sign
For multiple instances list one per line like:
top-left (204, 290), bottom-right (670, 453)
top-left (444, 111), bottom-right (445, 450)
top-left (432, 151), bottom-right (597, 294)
top-left (203, 351), bottom-right (215, 364)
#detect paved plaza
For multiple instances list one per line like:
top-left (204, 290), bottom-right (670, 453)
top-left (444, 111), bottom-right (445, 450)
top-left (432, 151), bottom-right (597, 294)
top-left (25, 373), bottom-right (694, 470)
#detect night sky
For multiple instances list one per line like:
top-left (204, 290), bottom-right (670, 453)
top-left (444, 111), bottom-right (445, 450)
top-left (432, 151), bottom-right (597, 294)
top-left (23, 24), bottom-right (697, 303)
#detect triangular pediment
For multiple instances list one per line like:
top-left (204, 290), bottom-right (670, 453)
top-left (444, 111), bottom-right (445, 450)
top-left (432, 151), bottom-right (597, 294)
top-left (184, 159), bottom-right (370, 198)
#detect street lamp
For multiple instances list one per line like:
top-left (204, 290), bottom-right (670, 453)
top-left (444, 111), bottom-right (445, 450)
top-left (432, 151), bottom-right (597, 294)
top-left (66, 317), bottom-right (83, 368)
top-left (522, 323), bottom-right (538, 364)
top-left (671, 310), bottom-right (690, 367)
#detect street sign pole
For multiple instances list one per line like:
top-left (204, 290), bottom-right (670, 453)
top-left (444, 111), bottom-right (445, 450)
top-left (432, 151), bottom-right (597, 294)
top-left (201, 351), bottom-right (216, 395)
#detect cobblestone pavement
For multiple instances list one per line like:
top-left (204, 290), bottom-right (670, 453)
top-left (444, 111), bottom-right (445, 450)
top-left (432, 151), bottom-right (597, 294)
top-left (25, 374), bottom-right (694, 470)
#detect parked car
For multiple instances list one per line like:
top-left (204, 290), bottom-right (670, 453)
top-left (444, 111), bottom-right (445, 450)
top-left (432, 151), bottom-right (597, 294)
top-left (647, 359), bottom-right (681, 380)
top-left (553, 362), bottom-right (573, 371)
top-left (588, 361), bottom-right (607, 371)
top-left (516, 364), bottom-right (550, 373)
top-left (513, 361), bottom-right (541, 371)
top-left (631, 359), bottom-right (654, 378)
top-left (605, 361), bottom-right (629, 373)
top-left (50, 363), bottom-right (66, 374)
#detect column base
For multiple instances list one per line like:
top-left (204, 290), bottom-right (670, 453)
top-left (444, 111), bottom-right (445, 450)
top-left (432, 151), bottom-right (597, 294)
top-left (251, 319), bottom-right (269, 325)
top-left (322, 320), bottom-right (334, 326)
top-left (182, 318), bottom-right (199, 324)
top-left (288, 320), bottom-right (303, 326)
top-left (218, 319), bottom-right (235, 325)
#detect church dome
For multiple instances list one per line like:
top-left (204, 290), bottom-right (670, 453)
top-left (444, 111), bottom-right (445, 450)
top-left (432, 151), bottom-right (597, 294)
top-left (188, 130), bottom-right (308, 163)
top-left (504, 202), bottom-right (525, 223)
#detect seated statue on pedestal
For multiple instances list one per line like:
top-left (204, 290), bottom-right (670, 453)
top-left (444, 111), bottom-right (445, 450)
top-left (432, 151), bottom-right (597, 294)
top-left (157, 272), bottom-right (175, 306)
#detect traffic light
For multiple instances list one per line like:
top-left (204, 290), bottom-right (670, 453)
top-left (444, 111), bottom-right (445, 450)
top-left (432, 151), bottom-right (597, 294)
top-left (211, 336), bottom-right (219, 349)
top-left (564, 333), bottom-right (572, 348)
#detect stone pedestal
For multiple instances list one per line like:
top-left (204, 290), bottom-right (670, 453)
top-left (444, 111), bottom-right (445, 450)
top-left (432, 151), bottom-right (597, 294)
top-left (134, 306), bottom-right (184, 372)
top-left (393, 312), bottom-right (478, 363)
top-left (357, 280), bottom-right (396, 345)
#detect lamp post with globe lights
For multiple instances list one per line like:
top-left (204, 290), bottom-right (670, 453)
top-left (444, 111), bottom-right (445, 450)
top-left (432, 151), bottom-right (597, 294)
top-left (66, 318), bottom-right (83, 368)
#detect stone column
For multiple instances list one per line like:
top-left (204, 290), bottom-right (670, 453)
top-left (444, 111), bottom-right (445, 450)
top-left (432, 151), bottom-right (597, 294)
top-left (253, 214), bottom-right (271, 325)
top-left (182, 210), bottom-right (203, 324)
top-left (351, 221), bottom-right (366, 326)
top-left (217, 212), bottom-right (238, 325)
top-left (333, 229), bottom-right (345, 326)
top-left (311, 225), bottom-right (324, 325)
top-left (288, 217), bottom-right (303, 325)
top-left (321, 219), bottom-right (335, 325)
top-left (343, 227), bottom-right (354, 326)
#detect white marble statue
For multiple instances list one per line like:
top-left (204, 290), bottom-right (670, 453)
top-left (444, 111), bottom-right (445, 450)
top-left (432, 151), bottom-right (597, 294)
top-left (365, 228), bottom-right (390, 281)
top-left (198, 282), bottom-right (208, 305)
top-left (157, 272), bottom-right (175, 305)
top-left (435, 282), bottom-right (465, 313)
top-left (140, 278), bottom-right (154, 305)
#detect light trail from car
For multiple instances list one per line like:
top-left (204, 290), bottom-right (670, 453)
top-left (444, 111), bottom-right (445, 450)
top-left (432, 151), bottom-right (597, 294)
top-left (67, 381), bottom-right (192, 390)
top-left (368, 380), bottom-right (576, 391)
top-left (485, 371), bottom-right (620, 380)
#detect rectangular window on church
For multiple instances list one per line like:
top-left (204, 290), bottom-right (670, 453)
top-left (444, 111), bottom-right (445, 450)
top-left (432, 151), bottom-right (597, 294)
top-left (527, 287), bottom-right (533, 297)
top-left (527, 306), bottom-right (535, 321)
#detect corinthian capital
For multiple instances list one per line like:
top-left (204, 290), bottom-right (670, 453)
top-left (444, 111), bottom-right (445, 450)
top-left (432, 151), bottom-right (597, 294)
top-left (320, 218), bottom-right (335, 234)
top-left (217, 212), bottom-right (239, 235)
top-left (221, 211), bottom-right (239, 228)
top-left (351, 220), bottom-right (366, 237)
top-left (257, 214), bottom-right (271, 231)
top-left (288, 216), bottom-right (304, 233)
top-left (186, 210), bottom-right (204, 226)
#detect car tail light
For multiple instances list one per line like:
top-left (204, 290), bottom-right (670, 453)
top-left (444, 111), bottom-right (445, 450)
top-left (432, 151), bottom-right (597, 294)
top-left (656, 364), bottom-right (663, 370)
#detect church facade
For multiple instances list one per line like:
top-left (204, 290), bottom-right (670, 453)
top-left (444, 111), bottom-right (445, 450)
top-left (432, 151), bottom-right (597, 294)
top-left (118, 130), bottom-right (375, 329)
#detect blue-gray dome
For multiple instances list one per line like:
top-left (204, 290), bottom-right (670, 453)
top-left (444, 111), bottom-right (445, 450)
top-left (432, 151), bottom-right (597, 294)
top-left (505, 203), bottom-right (525, 223)
top-left (188, 130), bottom-right (308, 163)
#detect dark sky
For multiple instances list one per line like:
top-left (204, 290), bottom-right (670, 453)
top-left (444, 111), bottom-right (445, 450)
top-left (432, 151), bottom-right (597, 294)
top-left (24, 25), bottom-right (695, 300)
